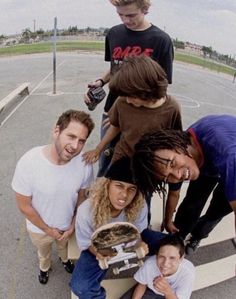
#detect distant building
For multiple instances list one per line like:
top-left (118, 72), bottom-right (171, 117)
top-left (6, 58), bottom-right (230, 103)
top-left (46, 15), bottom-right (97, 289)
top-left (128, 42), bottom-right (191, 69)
top-left (184, 42), bottom-right (203, 55)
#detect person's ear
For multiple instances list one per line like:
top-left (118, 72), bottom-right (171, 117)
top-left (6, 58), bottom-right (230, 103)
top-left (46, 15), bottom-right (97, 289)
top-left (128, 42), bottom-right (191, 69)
top-left (142, 7), bottom-right (149, 15)
top-left (53, 125), bottom-right (60, 138)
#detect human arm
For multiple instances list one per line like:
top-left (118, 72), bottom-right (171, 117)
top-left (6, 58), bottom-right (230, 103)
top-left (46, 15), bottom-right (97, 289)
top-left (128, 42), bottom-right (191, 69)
top-left (58, 189), bottom-right (88, 241)
top-left (82, 124), bottom-right (120, 164)
top-left (131, 283), bottom-right (147, 299)
top-left (153, 276), bottom-right (177, 299)
top-left (164, 188), bottom-right (181, 233)
top-left (15, 192), bottom-right (62, 239)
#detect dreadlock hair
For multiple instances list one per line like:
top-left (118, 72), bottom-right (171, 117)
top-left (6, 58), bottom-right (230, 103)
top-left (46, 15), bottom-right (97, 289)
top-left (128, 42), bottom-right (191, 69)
top-left (132, 130), bottom-right (191, 196)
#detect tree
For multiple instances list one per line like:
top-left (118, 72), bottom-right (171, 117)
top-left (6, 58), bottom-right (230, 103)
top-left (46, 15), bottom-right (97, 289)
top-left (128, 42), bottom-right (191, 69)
top-left (202, 46), bottom-right (213, 58)
top-left (173, 38), bottom-right (185, 49)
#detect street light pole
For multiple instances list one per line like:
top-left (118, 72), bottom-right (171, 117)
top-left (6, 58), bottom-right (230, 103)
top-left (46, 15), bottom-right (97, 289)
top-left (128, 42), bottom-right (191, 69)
top-left (53, 17), bottom-right (57, 95)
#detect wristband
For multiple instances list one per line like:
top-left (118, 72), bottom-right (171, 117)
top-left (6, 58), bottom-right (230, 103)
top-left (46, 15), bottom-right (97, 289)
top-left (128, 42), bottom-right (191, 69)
top-left (96, 78), bottom-right (105, 87)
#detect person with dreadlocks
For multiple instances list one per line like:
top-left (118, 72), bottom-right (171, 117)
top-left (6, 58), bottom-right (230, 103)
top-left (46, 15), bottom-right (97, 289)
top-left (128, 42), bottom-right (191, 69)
top-left (132, 114), bottom-right (236, 254)
top-left (70, 157), bottom-right (165, 299)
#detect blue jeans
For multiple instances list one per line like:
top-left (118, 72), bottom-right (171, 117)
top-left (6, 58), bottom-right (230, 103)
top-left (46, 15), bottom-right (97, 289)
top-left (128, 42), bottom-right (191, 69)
top-left (70, 230), bottom-right (166, 298)
top-left (70, 250), bottom-right (108, 299)
top-left (97, 113), bottom-right (120, 177)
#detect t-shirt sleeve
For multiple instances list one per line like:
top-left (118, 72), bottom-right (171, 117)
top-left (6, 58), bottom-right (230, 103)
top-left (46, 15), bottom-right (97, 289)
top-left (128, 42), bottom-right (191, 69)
top-left (158, 38), bottom-right (174, 84)
top-left (11, 155), bottom-right (32, 196)
top-left (171, 98), bottom-right (183, 131)
top-left (134, 259), bottom-right (149, 285)
top-left (105, 34), bottom-right (111, 62)
top-left (224, 153), bottom-right (236, 201)
top-left (75, 200), bottom-right (94, 250)
top-left (175, 265), bottom-right (195, 299)
top-left (107, 99), bottom-right (120, 127)
top-left (133, 202), bottom-right (148, 232)
top-left (80, 164), bottom-right (94, 190)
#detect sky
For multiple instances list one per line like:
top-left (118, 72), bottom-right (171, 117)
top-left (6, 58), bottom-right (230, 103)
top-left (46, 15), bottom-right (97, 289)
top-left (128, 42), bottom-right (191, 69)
top-left (1, 0), bottom-right (236, 56)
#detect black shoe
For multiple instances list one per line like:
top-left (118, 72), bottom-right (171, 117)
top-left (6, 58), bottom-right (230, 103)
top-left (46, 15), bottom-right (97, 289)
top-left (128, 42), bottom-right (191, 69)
top-left (38, 270), bottom-right (49, 284)
top-left (185, 238), bottom-right (201, 255)
top-left (60, 259), bottom-right (74, 274)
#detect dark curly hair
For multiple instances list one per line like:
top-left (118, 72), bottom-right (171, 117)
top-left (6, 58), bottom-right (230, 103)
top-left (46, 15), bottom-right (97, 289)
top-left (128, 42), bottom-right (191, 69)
top-left (132, 130), bottom-right (191, 196)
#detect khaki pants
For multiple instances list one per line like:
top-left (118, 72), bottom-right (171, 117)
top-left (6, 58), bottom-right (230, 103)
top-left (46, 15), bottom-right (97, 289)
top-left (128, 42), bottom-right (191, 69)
top-left (29, 231), bottom-right (68, 271)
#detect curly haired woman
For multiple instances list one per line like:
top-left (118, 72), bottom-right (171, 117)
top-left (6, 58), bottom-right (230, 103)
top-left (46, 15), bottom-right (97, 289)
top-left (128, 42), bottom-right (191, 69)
top-left (70, 157), bottom-right (165, 299)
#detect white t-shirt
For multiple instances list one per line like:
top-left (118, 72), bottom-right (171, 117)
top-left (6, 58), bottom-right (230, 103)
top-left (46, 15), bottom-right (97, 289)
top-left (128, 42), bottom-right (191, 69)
top-left (75, 198), bottom-right (148, 250)
top-left (134, 255), bottom-right (195, 299)
top-left (12, 146), bottom-right (94, 233)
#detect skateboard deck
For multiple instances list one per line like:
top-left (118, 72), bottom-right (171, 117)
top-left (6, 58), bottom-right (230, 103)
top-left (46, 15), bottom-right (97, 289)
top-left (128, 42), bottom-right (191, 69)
top-left (91, 222), bottom-right (146, 275)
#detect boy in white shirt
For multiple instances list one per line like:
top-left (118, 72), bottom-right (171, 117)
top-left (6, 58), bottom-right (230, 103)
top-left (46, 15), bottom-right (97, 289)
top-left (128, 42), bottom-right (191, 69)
top-left (120, 234), bottom-right (195, 299)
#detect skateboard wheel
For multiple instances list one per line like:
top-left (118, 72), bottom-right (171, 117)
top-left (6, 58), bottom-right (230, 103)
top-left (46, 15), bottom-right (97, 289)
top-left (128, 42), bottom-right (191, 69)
top-left (135, 247), bottom-right (146, 259)
top-left (113, 267), bottom-right (120, 275)
top-left (98, 259), bottom-right (109, 270)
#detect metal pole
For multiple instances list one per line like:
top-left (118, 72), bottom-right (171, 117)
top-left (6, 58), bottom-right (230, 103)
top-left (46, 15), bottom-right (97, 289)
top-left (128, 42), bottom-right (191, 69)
top-left (53, 17), bottom-right (57, 94)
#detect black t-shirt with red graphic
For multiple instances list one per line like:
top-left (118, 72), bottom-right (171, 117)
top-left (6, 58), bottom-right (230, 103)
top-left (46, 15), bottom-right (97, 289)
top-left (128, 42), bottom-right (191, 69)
top-left (104, 24), bottom-right (174, 112)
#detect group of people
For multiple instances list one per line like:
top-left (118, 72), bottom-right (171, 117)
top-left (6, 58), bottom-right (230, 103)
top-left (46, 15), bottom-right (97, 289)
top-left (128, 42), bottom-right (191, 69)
top-left (11, 1), bottom-right (236, 299)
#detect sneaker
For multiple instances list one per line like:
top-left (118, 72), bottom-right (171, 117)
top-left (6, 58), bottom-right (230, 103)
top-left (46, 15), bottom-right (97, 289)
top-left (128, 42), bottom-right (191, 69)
top-left (185, 238), bottom-right (201, 255)
top-left (60, 259), bottom-right (74, 274)
top-left (38, 270), bottom-right (49, 284)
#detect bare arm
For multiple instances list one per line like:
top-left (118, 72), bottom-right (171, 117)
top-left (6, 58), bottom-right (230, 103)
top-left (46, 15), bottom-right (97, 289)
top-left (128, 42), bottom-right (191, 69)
top-left (131, 283), bottom-right (147, 299)
top-left (82, 125), bottom-right (121, 164)
top-left (164, 189), bottom-right (181, 233)
top-left (15, 192), bottom-right (62, 239)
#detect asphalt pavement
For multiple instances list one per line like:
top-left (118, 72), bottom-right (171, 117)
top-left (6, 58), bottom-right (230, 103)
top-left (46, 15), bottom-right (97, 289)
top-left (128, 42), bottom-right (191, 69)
top-left (0, 52), bottom-right (235, 299)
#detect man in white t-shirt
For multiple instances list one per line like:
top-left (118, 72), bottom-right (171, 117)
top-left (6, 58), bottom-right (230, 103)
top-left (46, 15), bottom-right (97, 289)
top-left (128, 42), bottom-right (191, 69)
top-left (12, 110), bottom-right (95, 284)
top-left (120, 234), bottom-right (195, 299)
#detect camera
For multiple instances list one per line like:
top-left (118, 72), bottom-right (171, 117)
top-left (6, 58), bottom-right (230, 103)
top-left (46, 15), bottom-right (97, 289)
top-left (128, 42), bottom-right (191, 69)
top-left (86, 86), bottom-right (106, 111)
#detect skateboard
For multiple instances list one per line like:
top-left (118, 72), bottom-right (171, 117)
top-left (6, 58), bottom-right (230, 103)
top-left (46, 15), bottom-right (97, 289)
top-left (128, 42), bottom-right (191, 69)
top-left (91, 222), bottom-right (146, 275)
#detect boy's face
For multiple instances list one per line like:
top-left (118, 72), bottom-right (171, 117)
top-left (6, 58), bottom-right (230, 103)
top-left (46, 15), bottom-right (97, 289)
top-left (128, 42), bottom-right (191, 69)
top-left (156, 245), bottom-right (183, 277)
top-left (108, 180), bottom-right (137, 216)
top-left (115, 3), bottom-right (147, 30)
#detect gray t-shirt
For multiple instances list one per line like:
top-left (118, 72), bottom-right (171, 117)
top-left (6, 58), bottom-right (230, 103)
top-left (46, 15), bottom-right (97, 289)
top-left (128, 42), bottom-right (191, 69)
top-left (134, 255), bottom-right (195, 299)
top-left (75, 198), bottom-right (148, 250)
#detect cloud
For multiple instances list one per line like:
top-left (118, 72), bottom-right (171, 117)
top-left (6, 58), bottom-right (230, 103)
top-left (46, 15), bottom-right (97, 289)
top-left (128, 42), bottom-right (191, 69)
top-left (0, 0), bottom-right (235, 56)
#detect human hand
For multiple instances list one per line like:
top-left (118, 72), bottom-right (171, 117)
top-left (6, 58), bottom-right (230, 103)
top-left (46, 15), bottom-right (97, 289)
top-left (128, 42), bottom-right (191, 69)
top-left (45, 227), bottom-right (64, 240)
top-left (165, 220), bottom-right (179, 234)
top-left (82, 148), bottom-right (101, 164)
top-left (95, 252), bottom-right (111, 261)
top-left (84, 80), bottom-right (102, 104)
top-left (140, 241), bottom-right (149, 256)
top-left (57, 227), bottom-right (74, 241)
top-left (153, 276), bottom-right (172, 296)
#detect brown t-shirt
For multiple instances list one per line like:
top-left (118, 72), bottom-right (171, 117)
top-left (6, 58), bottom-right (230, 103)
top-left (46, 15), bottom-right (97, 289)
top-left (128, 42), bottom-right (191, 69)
top-left (108, 95), bottom-right (182, 161)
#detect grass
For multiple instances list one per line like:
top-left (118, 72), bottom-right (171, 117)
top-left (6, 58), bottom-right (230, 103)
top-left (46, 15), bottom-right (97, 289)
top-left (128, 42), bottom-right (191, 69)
top-left (175, 52), bottom-right (235, 76)
top-left (0, 40), bottom-right (234, 76)
top-left (0, 40), bottom-right (104, 55)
